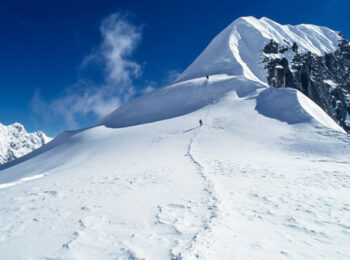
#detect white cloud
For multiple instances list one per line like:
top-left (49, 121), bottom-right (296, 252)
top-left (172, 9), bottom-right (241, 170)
top-left (101, 13), bottom-right (141, 87)
top-left (32, 13), bottom-right (142, 128)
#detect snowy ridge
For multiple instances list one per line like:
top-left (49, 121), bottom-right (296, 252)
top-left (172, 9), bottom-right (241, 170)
top-left (177, 16), bottom-right (341, 83)
top-left (0, 122), bottom-right (51, 165)
top-left (99, 75), bottom-right (262, 128)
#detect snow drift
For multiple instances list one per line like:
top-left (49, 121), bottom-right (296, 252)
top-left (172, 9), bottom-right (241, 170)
top-left (256, 87), bottom-right (345, 132)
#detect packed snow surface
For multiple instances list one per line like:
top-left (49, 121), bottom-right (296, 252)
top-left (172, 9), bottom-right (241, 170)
top-left (1, 16), bottom-right (350, 259)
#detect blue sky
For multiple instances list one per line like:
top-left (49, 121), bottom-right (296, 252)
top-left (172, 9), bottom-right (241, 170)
top-left (1, 0), bottom-right (349, 136)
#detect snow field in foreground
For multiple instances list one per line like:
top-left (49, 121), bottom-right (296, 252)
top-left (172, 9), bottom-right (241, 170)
top-left (0, 77), bottom-right (349, 259)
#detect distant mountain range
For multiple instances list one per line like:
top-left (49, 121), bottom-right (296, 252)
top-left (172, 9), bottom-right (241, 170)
top-left (0, 122), bottom-right (51, 165)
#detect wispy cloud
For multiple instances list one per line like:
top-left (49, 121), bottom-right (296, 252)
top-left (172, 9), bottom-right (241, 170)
top-left (31, 13), bottom-right (142, 128)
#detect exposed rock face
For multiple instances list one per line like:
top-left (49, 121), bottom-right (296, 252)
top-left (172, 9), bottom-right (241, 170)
top-left (263, 34), bottom-right (350, 132)
top-left (0, 122), bottom-right (52, 165)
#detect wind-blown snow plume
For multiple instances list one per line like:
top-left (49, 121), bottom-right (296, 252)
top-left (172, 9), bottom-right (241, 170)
top-left (32, 13), bottom-right (142, 127)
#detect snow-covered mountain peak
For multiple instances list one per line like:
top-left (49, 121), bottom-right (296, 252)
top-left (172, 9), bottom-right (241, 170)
top-left (0, 122), bottom-right (52, 165)
top-left (96, 15), bottom-right (350, 136)
top-left (177, 16), bottom-right (341, 83)
top-left (241, 16), bottom-right (340, 54)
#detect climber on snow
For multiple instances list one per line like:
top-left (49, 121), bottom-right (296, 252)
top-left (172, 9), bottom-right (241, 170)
top-left (206, 75), bottom-right (209, 80)
top-left (199, 119), bottom-right (203, 127)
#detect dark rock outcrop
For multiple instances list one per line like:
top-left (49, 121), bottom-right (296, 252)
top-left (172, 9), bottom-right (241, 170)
top-left (263, 34), bottom-right (350, 132)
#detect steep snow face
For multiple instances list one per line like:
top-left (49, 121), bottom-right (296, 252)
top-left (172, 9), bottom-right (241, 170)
top-left (0, 122), bottom-right (52, 165)
top-left (176, 16), bottom-right (341, 84)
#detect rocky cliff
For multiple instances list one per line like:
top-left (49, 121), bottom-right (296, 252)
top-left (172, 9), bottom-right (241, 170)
top-left (263, 34), bottom-right (350, 131)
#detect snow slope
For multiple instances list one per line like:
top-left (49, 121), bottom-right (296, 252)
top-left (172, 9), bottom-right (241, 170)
top-left (0, 122), bottom-right (51, 165)
top-left (1, 75), bottom-right (350, 259)
top-left (0, 17), bottom-right (350, 259)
